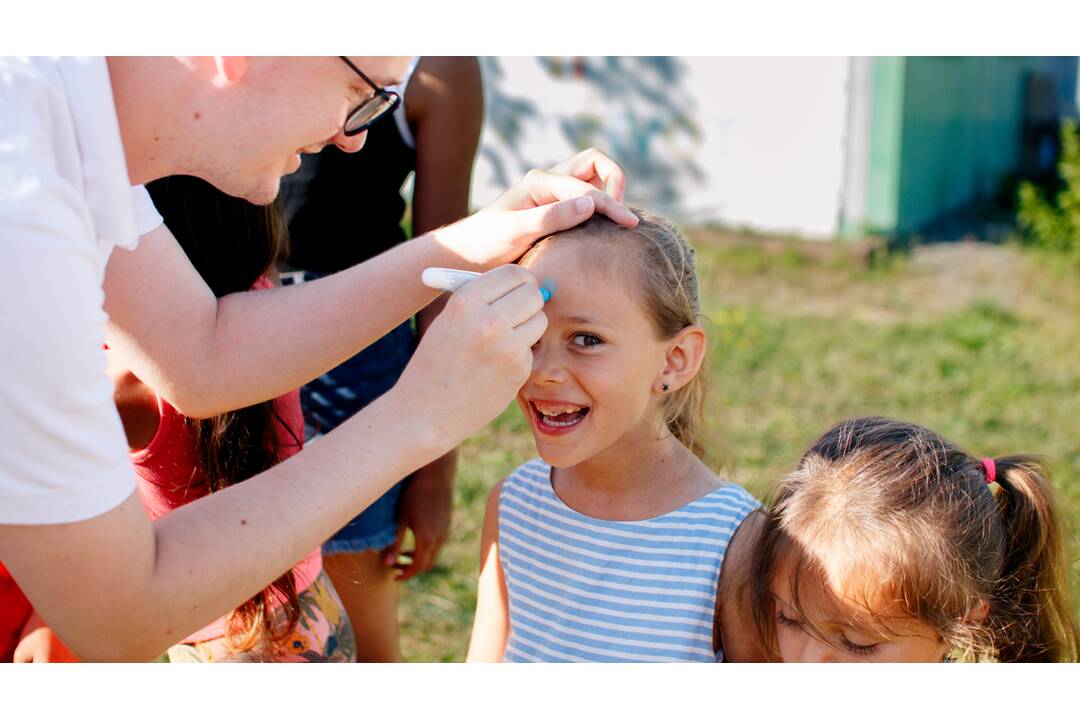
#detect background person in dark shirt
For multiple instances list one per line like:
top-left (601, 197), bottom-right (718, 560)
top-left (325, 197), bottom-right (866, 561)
top-left (281, 56), bottom-right (483, 661)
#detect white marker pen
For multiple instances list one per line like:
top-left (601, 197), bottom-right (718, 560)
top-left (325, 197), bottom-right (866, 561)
top-left (422, 267), bottom-right (552, 302)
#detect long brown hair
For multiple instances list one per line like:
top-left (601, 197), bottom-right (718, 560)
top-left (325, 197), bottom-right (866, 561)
top-left (521, 208), bottom-right (707, 457)
top-left (750, 416), bottom-right (1079, 662)
top-left (145, 176), bottom-right (303, 653)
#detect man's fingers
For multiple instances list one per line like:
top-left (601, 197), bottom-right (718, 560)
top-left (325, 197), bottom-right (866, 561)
top-left (586, 187), bottom-right (636, 226)
top-left (513, 308), bottom-right (548, 348)
top-left (458, 268), bottom-right (545, 333)
top-left (454, 264), bottom-right (539, 306)
top-left (522, 173), bottom-right (638, 229)
top-left (550, 148), bottom-right (627, 203)
top-left (519, 195), bottom-right (595, 241)
top-left (496, 278), bottom-right (545, 316)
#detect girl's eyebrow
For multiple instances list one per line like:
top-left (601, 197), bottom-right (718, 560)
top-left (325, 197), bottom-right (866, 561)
top-left (567, 315), bottom-right (612, 329)
top-left (773, 589), bottom-right (857, 631)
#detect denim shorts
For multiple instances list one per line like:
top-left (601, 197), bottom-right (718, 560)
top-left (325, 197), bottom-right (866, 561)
top-left (285, 272), bottom-right (417, 555)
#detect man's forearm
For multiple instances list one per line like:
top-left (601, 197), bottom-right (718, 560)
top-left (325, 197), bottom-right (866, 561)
top-left (190, 217), bottom-right (494, 417)
top-left (1, 388), bottom-right (450, 661)
top-left (107, 227), bottom-right (465, 418)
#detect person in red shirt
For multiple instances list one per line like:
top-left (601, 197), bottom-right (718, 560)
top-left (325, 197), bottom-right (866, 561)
top-left (0, 563), bottom-right (32, 662)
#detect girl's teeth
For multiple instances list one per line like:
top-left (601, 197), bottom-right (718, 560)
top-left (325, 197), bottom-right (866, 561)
top-left (542, 415), bottom-right (581, 428)
top-left (538, 405), bottom-right (583, 416)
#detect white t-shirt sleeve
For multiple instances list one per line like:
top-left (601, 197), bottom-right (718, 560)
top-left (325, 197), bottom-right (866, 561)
top-left (0, 71), bottom-right (137, 524)
top-left (131, 184), bottom-right (163, 236)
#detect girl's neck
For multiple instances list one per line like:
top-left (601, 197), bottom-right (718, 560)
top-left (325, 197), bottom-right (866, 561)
top-left (552, 428), bottom-right (716, 522)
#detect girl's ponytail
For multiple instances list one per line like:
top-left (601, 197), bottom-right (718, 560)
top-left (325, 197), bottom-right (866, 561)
top-left (989, 456), bottom-right (1080, 662)
top-left (747, 417), bottom-right (1078, 663)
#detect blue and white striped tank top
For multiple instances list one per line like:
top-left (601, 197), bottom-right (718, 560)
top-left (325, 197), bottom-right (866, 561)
top-left (498, 459), bottom-right (760, 663)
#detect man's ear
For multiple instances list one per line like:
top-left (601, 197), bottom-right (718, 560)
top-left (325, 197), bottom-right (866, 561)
top-left (212, 57), bottom-right (250, 87)
top-left (656, 324), bottom-right (707, 394)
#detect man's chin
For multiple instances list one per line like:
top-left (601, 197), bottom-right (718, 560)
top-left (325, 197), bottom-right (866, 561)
top-left (239, 175), bottom-right (282, 206)
top-left (241, 189), bottom-right (279, 206)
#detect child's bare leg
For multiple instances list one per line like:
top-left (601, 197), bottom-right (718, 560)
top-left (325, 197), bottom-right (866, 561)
top-left (322, 550), bottom-right (401, 662)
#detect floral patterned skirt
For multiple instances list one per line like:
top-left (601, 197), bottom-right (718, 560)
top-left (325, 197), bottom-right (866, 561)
top-left (166, 570), bottom-right (356, 662)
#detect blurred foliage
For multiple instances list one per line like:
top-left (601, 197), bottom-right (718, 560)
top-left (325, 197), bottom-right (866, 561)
top-left (1018, 119), bottom-right (1080, 266)
top-left (479, 57), bottom-right (703, 218)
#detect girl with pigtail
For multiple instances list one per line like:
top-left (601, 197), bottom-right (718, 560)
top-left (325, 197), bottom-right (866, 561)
top-left (751, 415), bottom-right (1079, 662)
top-left (467, 209), bottom-right (765, 663)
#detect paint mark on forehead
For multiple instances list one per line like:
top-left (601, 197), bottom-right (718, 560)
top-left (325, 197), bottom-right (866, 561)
top-left (539, 277), bottom-right (556, 302)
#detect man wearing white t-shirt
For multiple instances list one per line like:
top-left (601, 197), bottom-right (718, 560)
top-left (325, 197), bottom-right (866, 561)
top-left (0, 56), bottom-right (634, 660)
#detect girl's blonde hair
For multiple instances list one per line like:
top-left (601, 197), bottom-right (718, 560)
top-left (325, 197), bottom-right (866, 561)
top-left (521, 208), bottom-right (707, 457)
top-left (750, 416), bottom-right (1080, 662)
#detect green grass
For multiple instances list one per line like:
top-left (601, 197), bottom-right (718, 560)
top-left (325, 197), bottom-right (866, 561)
top-left (396, 232), bottom-right (1080, 662)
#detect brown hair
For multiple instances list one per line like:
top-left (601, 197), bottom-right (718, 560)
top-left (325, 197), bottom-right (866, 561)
top-left (521, 208), bottom-right (707, 457)
top-left (145, 176), bottom-right (302, 654)
top-left (750, 416), bottom-right (1079, 662)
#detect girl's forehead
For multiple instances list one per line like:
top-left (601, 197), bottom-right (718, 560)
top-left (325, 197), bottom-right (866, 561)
top-left (524, 237), bottom-right (632, 286)
top-left (774, 553), bottom-right (922, 638)
top-left (525, 240), bottom-right (652, 331)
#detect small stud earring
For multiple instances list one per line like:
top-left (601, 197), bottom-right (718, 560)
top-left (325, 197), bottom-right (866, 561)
top-left (661, 383), bottom-right (669, 392)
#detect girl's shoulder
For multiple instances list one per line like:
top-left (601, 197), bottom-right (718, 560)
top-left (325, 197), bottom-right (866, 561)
top-left (502, 458), bottom-right (552, 493)
top-left (685, 459), bottom-right (761, 517)
top-left (489, 459), bottom-right (551, 518)
top-left (670, 451), bottom-right (759, 514)
top-left (700, 480), bottom-right (761, 512)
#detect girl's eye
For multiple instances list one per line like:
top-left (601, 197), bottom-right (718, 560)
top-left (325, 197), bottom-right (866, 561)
top-left (776, 611), bottom-right (801, 629)
top-left (571, 333), bottom-right (603, 348)
top-left (840, 636), bottom-right (879, 657)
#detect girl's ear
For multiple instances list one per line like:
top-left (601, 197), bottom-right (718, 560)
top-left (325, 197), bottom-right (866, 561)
top-left (656, 324), bottom-right (706, 394)
top-left (212, 57), bottom-right (251, 87)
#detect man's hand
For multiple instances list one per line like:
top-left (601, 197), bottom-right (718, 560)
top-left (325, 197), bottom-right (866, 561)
top-left (383, 454), bottom-right (455, 582)
top-left (390, 264), bottom-right (547, 450)
top-left (498, 147), bottom-right (629, 206)
top-left (435, 148), bottom-right (638, 269)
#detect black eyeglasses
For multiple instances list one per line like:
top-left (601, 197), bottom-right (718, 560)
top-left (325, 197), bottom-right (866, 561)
top-left (339, 56), bottom-right (401, 136)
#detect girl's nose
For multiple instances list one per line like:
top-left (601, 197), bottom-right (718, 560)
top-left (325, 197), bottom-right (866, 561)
top-left (530, 342), bottom-right (568, 385)
top-left (797, 638), bottom-right (837, 663)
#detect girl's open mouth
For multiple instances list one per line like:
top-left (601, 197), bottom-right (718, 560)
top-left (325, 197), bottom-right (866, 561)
top-left (530, 400), bottom-right (590, 436)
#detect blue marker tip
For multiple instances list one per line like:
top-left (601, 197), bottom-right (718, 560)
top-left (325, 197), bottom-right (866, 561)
top-left (539, 278), bottom-right (556, 304)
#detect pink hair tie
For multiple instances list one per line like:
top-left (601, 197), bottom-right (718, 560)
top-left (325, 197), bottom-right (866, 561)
top-left (981, 458), bottom-right (996, 485)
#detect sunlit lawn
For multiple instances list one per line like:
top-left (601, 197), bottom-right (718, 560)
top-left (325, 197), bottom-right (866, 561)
top-left (396, 231), bottom-right (1080, 661)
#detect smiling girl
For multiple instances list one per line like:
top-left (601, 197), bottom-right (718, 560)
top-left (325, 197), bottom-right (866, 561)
top-left (466, 210), bottom-right (764, 663)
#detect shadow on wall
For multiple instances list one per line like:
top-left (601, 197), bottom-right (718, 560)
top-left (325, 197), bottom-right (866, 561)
top-left (479, 56), bottom-right (705, 219)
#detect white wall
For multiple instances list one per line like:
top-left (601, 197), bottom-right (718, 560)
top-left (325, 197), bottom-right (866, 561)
top-left (472, 57), bottom-right (852, 238)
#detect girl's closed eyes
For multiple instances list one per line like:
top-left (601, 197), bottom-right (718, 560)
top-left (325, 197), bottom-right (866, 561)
top-left (775, 603), bottom-right (881, 658)
top-left (778, 614), bottom-right (880, 656)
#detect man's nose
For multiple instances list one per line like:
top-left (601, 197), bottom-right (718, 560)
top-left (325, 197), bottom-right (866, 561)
top-left (333, 128), bottom-right (368, 154)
